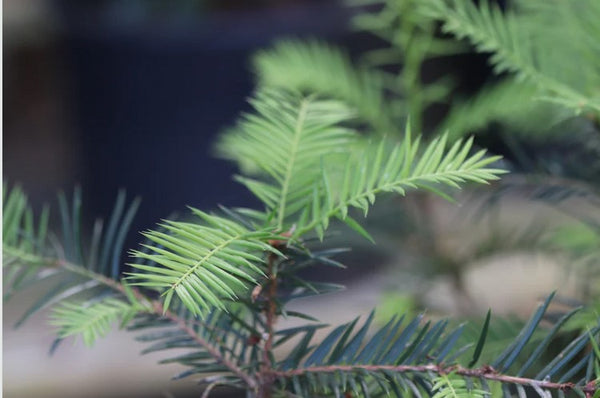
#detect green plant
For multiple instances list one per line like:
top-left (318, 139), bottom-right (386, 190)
top-left (253, 0), bottom-right (600, 313)
top-left (4, 86), bottom-right (600, 397)
top-left (256, 0), bottom-right (599, 136)
top-left (253, 0), bottom-right (464, 137)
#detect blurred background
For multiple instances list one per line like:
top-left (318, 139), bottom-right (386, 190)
top-left (4, 0), bottom-right (599, 397)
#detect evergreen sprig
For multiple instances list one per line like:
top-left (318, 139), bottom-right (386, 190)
top-left (253, 41), bottom-right (391, 134)
top-left (218, 90), bottom-right (504, 241)
top-left (50, 297), bottom-right (143, 347)
top-left (128, 209), bottom-right (283, 317)
top-left (3, 87), bottom-right (599, 397)
top-left (217, 89), bottom-right (359, 231)
top-left (269, 295), bottom-right (599, 397)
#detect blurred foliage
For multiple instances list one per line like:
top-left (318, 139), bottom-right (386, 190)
top-left (253, 0), bottom-right (600, 317)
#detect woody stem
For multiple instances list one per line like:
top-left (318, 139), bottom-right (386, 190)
top-left (258, 252), bottom-right (279, 397)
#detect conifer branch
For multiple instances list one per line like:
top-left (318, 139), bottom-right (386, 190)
top-left (277, 98), bottom-right (310, 230)
top-left (155, 301), bottom-right (259, 391)
top-left (6, 249), bottom-right (259, 390)
top-left (271, 364), bottom-right (599, 395)
top-left (258, 251), bottom-right (281, 398)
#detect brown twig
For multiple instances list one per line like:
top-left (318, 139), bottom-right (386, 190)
top-left (46, 257), bottom-right (259, 391)
top-left (258, 251), bottom-right (280, 397)
top-left (264, 256), bottom-right (278, 361)
top-left (271, 364), bottom-right (598, 395)
top-left (156, 302), bottom-right (258, 391)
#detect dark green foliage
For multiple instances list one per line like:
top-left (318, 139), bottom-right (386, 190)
top-left (3, 187), bottom-right (141, 329)
top-left (269, 295), bottom-right (599, 397)
top-left (468, 309), bottom-right (491, 368)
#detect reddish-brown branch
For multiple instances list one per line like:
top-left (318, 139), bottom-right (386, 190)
top-left (271, 364), bottom-right (598, 395)
top-left (156, 302), bottom-right (258, 390)
top-left (264, 255), bottom-right (278, 359)
top-left (258, 252), bottom-right (280, 397)
top-left (15, 246), bottom-right (600, 397)
top-left (49, 257), bottom-right (259, 391)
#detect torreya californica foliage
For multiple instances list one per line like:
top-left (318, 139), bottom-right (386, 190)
top-left (4, 89), bottom-right (600, 397)
top-left (4, 0), bottom-right (600, 396)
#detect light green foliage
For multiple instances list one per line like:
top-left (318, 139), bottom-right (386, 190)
top-left (3, 185), bottom-right (49, 265)
top-left (440, 79), bottom-right (568, 142)
top-left (253, 0), bottom-right (462, 136)
top-left (254, 0), bottom-right (600, 145)
top-left (253, 41), bottom-right (391, 134)
top-left (350, 0), bottom-right (465, 135)
top-left (218, 90), bottom-right (504, 242)
top-left (419, 0), bottom-right (600, 116)
top-left (128, 209), bottom-right (282, 316)
top-left (3, 185), bottom-right (52, 304)
top-left (432, 374), bottom-right (488, 398)
top-left (296, 131), bottom-right (504, 240)
top-left (217, 89), bottom-right (359, 230)
top-left (50, 297), bottom-right (143, 347)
